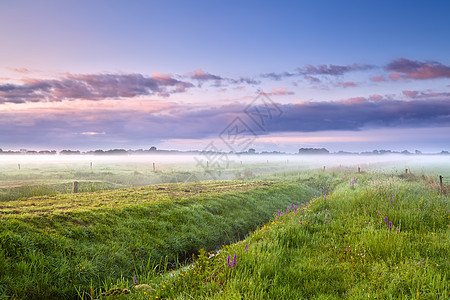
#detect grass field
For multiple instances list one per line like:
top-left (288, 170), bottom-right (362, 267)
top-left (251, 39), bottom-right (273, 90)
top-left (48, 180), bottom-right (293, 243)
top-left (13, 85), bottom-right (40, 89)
top-left (0, 176), bottom-right (321, 299)
top-left (0, 156), bottom-right (449, 299)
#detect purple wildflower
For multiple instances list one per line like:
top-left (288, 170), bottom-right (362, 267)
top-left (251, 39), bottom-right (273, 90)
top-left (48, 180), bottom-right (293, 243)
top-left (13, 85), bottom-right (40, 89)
top-left (324, 195), bottom-right (327, 200)
top-left (377, 211), bottom-right (380, 216)
top-left (245, 243), bottom-right (248, 252)
top-left (133, 274), bottom-right (137, 285)
top-left (385, 216), bottom-right (388, 223)
top-left (227, 255), bottom-right (231, 267)
top-left (292, 202), bottom-right (295, 209)
top-left (232, 253), bottom-right (237, 268)
top-left (397, 228), bottom-right (400, 233)
top-left (389, 221), bottom-right (392, 230)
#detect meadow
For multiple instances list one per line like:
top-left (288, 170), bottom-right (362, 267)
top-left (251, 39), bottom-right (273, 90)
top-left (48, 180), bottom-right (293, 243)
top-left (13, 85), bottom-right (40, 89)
top-left (0, 154), bottom-right (448, 299)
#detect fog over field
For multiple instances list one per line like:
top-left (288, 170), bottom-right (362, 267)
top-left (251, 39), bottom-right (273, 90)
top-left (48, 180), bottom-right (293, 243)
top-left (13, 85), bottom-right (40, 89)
top-left (1, 153), bottom-right (448, 175)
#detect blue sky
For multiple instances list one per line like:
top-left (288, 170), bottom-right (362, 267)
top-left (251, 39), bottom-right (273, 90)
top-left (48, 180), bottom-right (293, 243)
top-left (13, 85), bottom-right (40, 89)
top-left (1, 0), bottom-right (449, 153)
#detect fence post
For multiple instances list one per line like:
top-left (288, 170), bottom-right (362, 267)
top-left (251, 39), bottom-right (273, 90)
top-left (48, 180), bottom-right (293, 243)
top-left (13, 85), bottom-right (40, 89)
top-left (153, 162), bottom-right (156, 172)
top-left (358, 167), bottom-right (361, 173)
top-left (439, 175), bottom-right (443, 195)
top-left (73, 181), bottom-right (78, 193)
top-left (18, 163), bottom-right (20, 170)
top-left (405, 168), bottom-right (408, 174)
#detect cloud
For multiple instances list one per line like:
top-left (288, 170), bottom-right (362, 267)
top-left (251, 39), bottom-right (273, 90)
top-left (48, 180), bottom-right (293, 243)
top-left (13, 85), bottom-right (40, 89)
top-left (267, 87), bottom-right (295, 96)
top-left (2, 94), bottom-right (449, 150)
top-left (269, 98), bottom-right (450, 132)
top-left (229, 77), bottom-right (261, 85)
top-left (334, 81), bottom-right (357, 88)
top-left (298, 63), bottom-right (374, 76)
top-left (402, 90), bottom-right (419, 98)
top-left (260, 63), bottom-right (374, 81)
top-left (8, 67), bottom-right (30, 73)
top-left (370, 76), bottom-right (387, 82)
top-left (0, 73), bottom-right (193, 103)
top-left (402, 90), bottom-right (450, 99)
top-left (303, 75), bottom-right (321, 83)
top-left (80, 131), bottom-right (106, 135)
top-left (186, 69), bottom-right (260, 87)
top-left (386, 58), bottom-right (450, 80)
top-left (187, 69), bottom-right (222, 81)
top-left (261, 72), bottom-right (296, 81)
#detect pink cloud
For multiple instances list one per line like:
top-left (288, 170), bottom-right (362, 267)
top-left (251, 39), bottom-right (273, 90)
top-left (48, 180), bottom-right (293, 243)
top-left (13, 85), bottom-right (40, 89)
top-left (340, 81), bottom-right (357, 88)
top-left (369, 94), bottom-right (383, 101)
top-left (9, 67), bottom-right (30, 73)
top-left (187, 69), bottom-right (222, 81)
top-left (402, 90), bottom-right (419, 98)
top-left (389, 73), bottom-right (402, 81)
top-left (370, 76), bottom-right (387, 82)
top-left (268, 87), bottom-right (295, 96)
top-left (386, 58), bottom-right (450, 80)
top-left (0, 72), bottom-right (194, 103)
top-left (341, 97), bottom-right (366, 104)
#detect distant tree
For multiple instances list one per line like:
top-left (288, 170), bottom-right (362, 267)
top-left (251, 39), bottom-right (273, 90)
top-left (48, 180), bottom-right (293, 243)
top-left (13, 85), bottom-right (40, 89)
top-left (440, 150), bottom-right (449, 155)
top-left (106, 149), bottom-right (127, 155)
top-left (299, 148), bottom-right (329, 154)
top-left (248, 148), bottom-right (256, 154)
top-left (415, 150), bottom-right (422, 155)
top-left (401, 150), bottom-right (411, 155)
top-left (149, 146), bottom-right (157, 152)
top-left (60, 150), bottom-right (81, 155)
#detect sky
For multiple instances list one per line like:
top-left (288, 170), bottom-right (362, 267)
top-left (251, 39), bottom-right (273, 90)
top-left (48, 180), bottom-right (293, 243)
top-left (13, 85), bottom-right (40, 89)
top-left (1, 0), bottom-right (450, 153)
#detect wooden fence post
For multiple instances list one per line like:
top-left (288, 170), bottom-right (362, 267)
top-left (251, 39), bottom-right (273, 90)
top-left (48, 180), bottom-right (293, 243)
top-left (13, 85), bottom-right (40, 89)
top-left (73, 181), bottom-right (78, 193)
top-left (153, 162), bottom-right (156, 172)
top-left (358, 167), bottom-right (361, 173)
top-left (439, 175), bottom-right (443, 195)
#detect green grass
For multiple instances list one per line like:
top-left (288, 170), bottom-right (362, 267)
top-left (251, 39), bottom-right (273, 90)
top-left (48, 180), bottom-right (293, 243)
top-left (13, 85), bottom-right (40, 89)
top-left (1, 170), bottom-right (448, 299)
top-left (0, 179), bottom-right (317, 299)
top-left (99, 172), bottom-right (448, 299)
